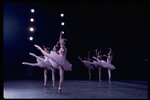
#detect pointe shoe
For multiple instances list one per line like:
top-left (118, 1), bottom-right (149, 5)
top-left (109, 81), bottom-right (111, 84)
top-left (34, 44), bottom-right (38, 47)
top-left (89, 77), bottom-right (91, 80)
top-left (58, 88), bottom-right (61, 94)
top-left (29, 53), bottom-right (35, 57)
top-left (22, 62), bottom-right (26, 64)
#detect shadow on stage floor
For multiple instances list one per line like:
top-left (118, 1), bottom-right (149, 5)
top-left (3, 79), bottom-right (148, 99)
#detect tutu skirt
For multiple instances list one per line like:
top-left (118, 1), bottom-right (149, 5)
top-left (92, 61), bottom-right (106, 68)
top-left (49, 51), bottom-right (72, 71)
top-left (83, 61), bottom-right (94, 70)
top-left (36, 59), bottom-right (52, 70)
top-left (100, 60), bottom-right (116, 70)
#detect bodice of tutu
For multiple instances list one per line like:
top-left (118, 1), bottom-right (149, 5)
top-left (107, 56), bottom-right (113, 63)
top-left (59, 46), bottom-right (67, 58)
top-left (60, 39), bottom-right (65, 45)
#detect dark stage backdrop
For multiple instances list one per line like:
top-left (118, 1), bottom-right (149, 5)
top-left (3, 2), bottom-right (148, 80)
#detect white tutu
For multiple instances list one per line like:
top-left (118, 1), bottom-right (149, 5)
top-left (100, 60), bottom-right (116, 70)
top-left (92, 61), bottom-right (106, 68)
top-left (49, 58), bottom-right (59, 69)
top-left (36, 59), bottom-right (52, 70)
top-left (83, 61), bottom-right (94, 70)
top-left (49, 51), bottom-right (72, 71)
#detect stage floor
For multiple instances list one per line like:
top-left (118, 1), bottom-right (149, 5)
top-left (3, 79), bottom-right (148, 99)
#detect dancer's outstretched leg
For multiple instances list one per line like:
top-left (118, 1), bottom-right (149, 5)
top-left (22, 62), bottom-right (38, 66)
top-left (44, 69), bottom-right (48, 87)
top-left (58, 66), bottom-right (64, 94)
top-left (99, 67), bottom-right (102, 82)
top-left (29, 53), bottom-right (44, 61)
top-left (88, 68), bottom-right (91, 80)
top-left (34, 44), bottom-right (51, 58)
top-left (52, 68), bottom-right (56, 89)
top-left (108, 69), bottom-right (111, 83)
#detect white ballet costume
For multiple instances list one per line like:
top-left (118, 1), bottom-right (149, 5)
top-left (48, 47), bottom-right (72, 71)
top-left (83, 60), bottom-right (94, 70)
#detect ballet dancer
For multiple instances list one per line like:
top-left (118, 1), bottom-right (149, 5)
top-left (22, 45), bottom-right (57, 88)
top-left (34, 32), bottom-right (72, 94)
top-left (94, 48), bottom-right (103, 82)
top-left (102, 47), bottom-right (115, 83)
top-left (78, 51), bottom-right (94, 80)
top-left (80, 49), bottom-right (106, 82)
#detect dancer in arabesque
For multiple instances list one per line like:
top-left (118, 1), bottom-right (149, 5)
top-left (80, 48), bottom-right (106, 82)
top-left (94, 47), bottom-right (115, 83)
top-left (78, 51), bottom-right (94, 80)
top-left (34, 32), bottom-right (72, 94)
top-left (94, 48), bottom-right (104, 82)
top-left (22, 45), bottom-right (58, 88)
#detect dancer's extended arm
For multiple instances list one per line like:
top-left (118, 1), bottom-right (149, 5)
top-left (34, 44), bottom-right (51, 58)
top-left (103, 54), bottom-right (108, 58)
top-left (59, 32), bottom-right (62, 42)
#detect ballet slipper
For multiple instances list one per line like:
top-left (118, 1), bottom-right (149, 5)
top-left (29, 53), bottom-right (36, 57)
top-left (34, 44), bottom-right (41, 50)
top-left (44, 83), bottom-right (47, 87)
top-left (58, 88), bottom-right (61, 94)
top-left (22, 62), bottom-right (28, 65)
top-left (109, 81), bottom-right (111, 84)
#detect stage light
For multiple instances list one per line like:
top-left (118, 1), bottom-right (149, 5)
top-left (29, 27), bottom-right (34, 32)
top-left (31, 9), bottom-right (34, 13)
top-left (30, 18), bottom-right (34, 22)
top-left (61, 22), bottom-right (65, 26)
top-left (29, 37), bottom-right (33, 41)
top-left (60, 13), bottom-right (64, 17)
top-left (60, 31), bottom-right (64, 34)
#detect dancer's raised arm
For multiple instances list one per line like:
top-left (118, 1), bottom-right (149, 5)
top-left (59, 32), bottom-right (63, 42)
top-left (34, 44), bottom-right (51, 58)
top-left (103, 54), bottom-right (108, 58)
top-left (95, 49), bottom-right (98, 57)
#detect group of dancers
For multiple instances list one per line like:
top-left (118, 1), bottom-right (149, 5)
top-left (78, 47), bottom-right (116, 83)
top-left (22, 32), bottom-right (116, 94)
top-left (22, 31), bottom-right (72, 94)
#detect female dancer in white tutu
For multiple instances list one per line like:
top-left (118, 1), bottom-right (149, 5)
top-left (78, 51), bottom-right (94, 80)
top-left (94, 47), bottom-right (115, 83)
top-left (94, 48), bottom-right (103, 82)
top-left (79, 49), bottom-right (106, 82)
top-left (22, 45), bottom-right (58, 88)
top-left (34, 32), bottom-right (72, 94)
